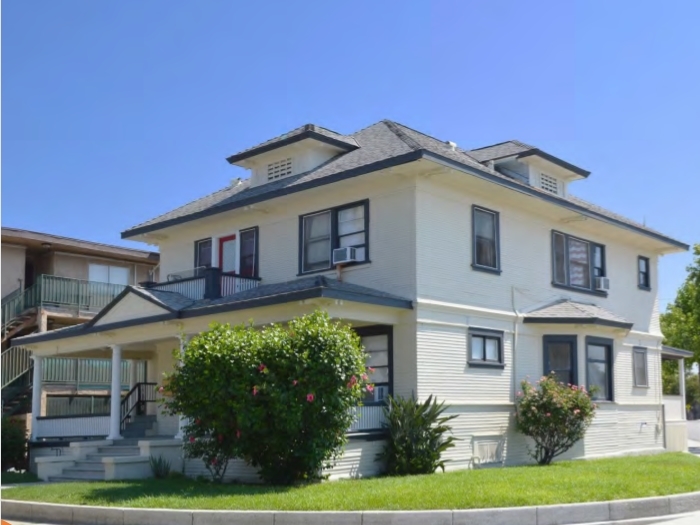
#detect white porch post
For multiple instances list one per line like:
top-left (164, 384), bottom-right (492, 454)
top-left (679, 358), bottom-right (686, 421)
top-left (174, 335), bottom-right (192, 440)
top-left (107, 344), bottom-right (123, 440)
top-left (30, 355), bottom-right (43, 441)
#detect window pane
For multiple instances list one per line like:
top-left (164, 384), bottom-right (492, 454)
top-left (634, 351), bottom-right (647, 386)
top-left (553, 233), bottom-right (567, 284)
top-left (196, 239), bottom-right (212, 268)
top-left (239, 229), bottom-right (256, 277)
top-left (339, 232), bottom-right (365, 247)
top-left (306, 240), bottom-right (331, 268)
top-left (593, 245), bottom-right (604, 277)
top-left (362, 335), bottom-right (388, 352)
top-left (639, 258), bottom-right (647, 272)
top-left (485, 338), bottom-right (499, 361)
top-left (354, 246), bottom-right (366, 261)
top-left (88, 264), bottom-right (109, 284)
top-left (548, 343), bottom-right (572, 370)
top-left (588, 361), bottom-right (608, 400)
top-left (108, 266), bottom-right (129, 285)
top-left (588, 344), bottom-right (607, 361)
top-left (363, 384), bottom-right (389, 404)
top-left (366, 350), bottom-right (389, 368)
top-left (553, 370), bottom-right (571, 384)
top-left (474, 209), bottom-right (497, 268)
top-left (569, 238), bottom-right (591, 288)
top-left (471, 336), bottom-right (485, 360)
top-left (338, 206), bottom-right (364, 236)
top-left (368, 366), bottom-right (389, 383)
top-left (304, 213), bottom-right (331, 271)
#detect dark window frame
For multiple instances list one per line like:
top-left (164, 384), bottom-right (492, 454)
top-left (585, 336), bottom-right (614, 401)
top-left (638, 256), bottom-right (651, 291)
top-left (194, 238), bottom-right (213, 271)
top-left (471, 205), bottom-right (501, 275)
top-left (543, 335), bottom-right (578, 385)
top-left (468, 328), bottom-right (505, 368)
top-left (633, 346), bottom-right (649, 388)
top-left (298, 199), bottom-right (370, 275)
top-left (355, 325), bottom-right (393, 406)
top-left (239, 226), bottom-right (260, 278)
top-left (551, 230), bottom-right (607, 297)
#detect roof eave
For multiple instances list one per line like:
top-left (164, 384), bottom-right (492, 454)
top-left (517, 149), bottom-right (590, 178)
top-left (226, 131), bottom-right (358, 165)
top-left (523, 317), bottom-right (634, 330)
top-left (661, 345), bottom-right (695, 359)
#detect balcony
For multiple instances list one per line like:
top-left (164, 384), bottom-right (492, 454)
top-left (148, 267), bottom-right (261, 301)
top-left (2, 275), bottom-right (127, 334)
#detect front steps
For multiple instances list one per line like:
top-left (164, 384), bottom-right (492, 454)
top-left (48, 443), bottom-right (141, 482)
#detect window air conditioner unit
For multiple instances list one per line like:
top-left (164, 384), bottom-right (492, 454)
top-left (332, 247), bottom-right (357, 265)
top-left (595, 277), bottom-right (610, 291)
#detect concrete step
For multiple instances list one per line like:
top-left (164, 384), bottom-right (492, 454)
top-left (73, 460), bottom-right (106, 470)
top-left (86, 452), bottom-right (139, 460)
top-left (97, 446), bottom-right (140, 454)
top-left (49, 474), bottom-right (106, 482)
top-left (63, 466), bottom-right (105, 475)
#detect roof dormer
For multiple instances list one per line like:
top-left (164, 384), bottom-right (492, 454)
top-left (227, 124), bottom-right (358, 188)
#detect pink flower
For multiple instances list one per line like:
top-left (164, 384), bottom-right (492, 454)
top-left (307, 393), bottom-right (315, 402)
top-left (545, 412), bottom-right (551, 417)
top-left (158, 386), bottom-right (164, 393)
top-left (366, 384), bottom-right (374, 393)
top-left (236, 429), bottom-right (241, 438)
top-left (349, 375), bottom-right (357, 386)
top-left (253, 386), bottom-right (259, 396)
top-left (362, 373), bottom-right (368, 381)
top-left (368, 367), bottom-right (375, 373)
top-left (292, 380), bottom-right (298, 386)
top-left (517, 391), bottom-right (522, 397)
top-left (189, 436), bottom-right (195, 443)
top-left (571, 385), bottom-right (578, 391)
top-left (574, 409), bottom-right (580, 415)
top-left (258, 364), bottom-right (266, 372)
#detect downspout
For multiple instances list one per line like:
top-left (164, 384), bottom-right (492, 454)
top-left (511, 287), bottom-right (520, 405)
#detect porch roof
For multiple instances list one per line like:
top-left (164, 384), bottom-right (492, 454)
top-left (661, 345), bottom-right (694, 360)
top-left (522, 299), bottom-right (634, 330)
top-left (12, 276), bottom-right (412, 346)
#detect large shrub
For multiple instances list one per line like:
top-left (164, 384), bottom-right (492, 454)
top-left (515, 374), bottom-right (597, 465)
top-left (377, 395), bottom-right (457, 475)
top-left (163, 311), bottom-right (371, 485)
top-left (2, 416), bottom-right (27, 471)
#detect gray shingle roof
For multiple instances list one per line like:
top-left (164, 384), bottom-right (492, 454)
top-left (121, 119), bottom-right (686, 250)
top-left (523, 299), bottom-right (633, 329)
top-left (467, 140), bottom-right (535, 162)
top-left (135, 287), bottom-right (195, 311)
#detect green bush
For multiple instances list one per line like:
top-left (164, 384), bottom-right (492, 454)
top-left (148, 454), bottom-right (172, 479)
top-left (377, 395), bottom-right (457, 476)
top-left (163, 311), bottom-right (371, 485)
top-left (515, 374), bottom-right (597, 465)
top-left (1, 416), bottom-right (27, 471)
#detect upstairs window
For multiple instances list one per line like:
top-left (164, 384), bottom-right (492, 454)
top-left (638, 256), bottom-right (651, 290)
top-left (267, 158), bottom-right (293, 181)
top-left (552, 231), bottom-right (605, 293)
top-left (540, 173), bottom-right (560, 195)
top-left (88, 264), bottom-right (129, 285)
top-left (239, 227), bottom-right (259, 277)
top-left (299, 201), bottom-right (368, 274)
top-left (194, 238), bottom-right (212, 269)
top-left (472, 206), bottom-right (500, 273)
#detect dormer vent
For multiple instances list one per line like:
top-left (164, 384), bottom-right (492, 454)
top-left (539, 173), bottom-right (560, 195)
top-left (446, 141), bottom-right (457, 151)
top-left (267, 158), bottom-right (293, 181)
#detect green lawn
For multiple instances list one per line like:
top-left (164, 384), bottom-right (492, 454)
top-left (1, 471), bottom-right (39, 485)
top-left (3, 453), bottom-right (700, 511)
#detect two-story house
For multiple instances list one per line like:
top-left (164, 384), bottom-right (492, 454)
top-left (2, 228), bottom-right (159, 428)
top-left (14, 121), bottom-right (690, 482)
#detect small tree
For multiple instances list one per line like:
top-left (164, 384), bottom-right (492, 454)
top-left (377, 395), bottom-right (457, 475)
top-left (163, 311), bottom-right (371, 485)
top-left (1, 416), bottom-right (27, 471)
top-left (515, 375), bottom-right (597, 465)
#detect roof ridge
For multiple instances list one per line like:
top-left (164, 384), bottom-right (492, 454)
top-left (468, 139), bottom-right (536, 152)
top-left (382, 120), bottom-right (422, 151)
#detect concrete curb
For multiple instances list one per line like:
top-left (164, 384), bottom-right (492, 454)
top-left (1, 492), bottom-right (699, 525)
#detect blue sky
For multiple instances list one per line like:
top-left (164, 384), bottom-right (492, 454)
top-left (2, 0), bottom-right (698, 309)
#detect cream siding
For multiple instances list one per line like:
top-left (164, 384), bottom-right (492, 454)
top-left (50, 252), bottom-right (150, 285)
top-left (92, 293), bottom-right (169, 326)
top-left (2, 244), bottom-right (26, 297)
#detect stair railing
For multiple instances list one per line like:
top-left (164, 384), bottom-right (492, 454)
top-left (120, 382), bottom-right (157, 431)
top-left (1, 346), bottom-right (33, 390)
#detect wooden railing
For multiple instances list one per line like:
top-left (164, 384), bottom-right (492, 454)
top-left (152, 277), bottom-right (206, 300)
top-left (151, 269), bottom-right (261, 300)
top-left (220, 274), bottom-right (262, 296)
top-left (1, 346), bottom-right (32, 389)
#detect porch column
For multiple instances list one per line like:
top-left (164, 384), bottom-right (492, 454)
top-left (174, 334), bottom-right (192, 440)
top-left (107, 345), bottom-right (123, 440)
top-left (30, 355), bottom-right (43, 441)
top-left (679, 358), bottom-right (686, 421)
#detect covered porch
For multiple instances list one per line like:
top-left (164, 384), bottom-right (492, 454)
top-left (662, 345), bottom-right (693, 452)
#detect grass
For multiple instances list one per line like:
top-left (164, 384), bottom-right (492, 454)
top-left (3, 453), bottom-right (700, 511)
top-left (1, 471), bottom-right (39, 485)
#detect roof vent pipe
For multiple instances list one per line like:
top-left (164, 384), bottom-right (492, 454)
top-left (446, 141), bottom-right (457, 151)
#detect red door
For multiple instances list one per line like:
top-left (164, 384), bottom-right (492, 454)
top-left (219, 235), bottom-right (237, 274)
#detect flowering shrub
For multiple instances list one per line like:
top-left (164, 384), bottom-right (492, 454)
top-left (163, 311), bottom-right (371, 485)
top-left (515, 374), bottom-right (597, 465)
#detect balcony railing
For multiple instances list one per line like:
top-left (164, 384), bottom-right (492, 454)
top-left (2, 275), bottom-right (127, 331)
top-left (150, 268), bottom-right (261, 301)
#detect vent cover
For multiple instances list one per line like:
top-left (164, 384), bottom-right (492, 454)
top-left (540, 173), bottom-right (560, 195)
top-left (267, 158), bottom-right (293, 181)
top-left (473, 436), bottom-right (505, 466)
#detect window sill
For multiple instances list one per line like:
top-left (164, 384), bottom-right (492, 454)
top-left (471, 264), bottom-right (502, 275)
top-left (297, 261), bottom-right (372, 277)
top-left (638, 285), bottom-right (651, 292)
top-left (468, 361), bottom-right (506, 369)
top-left (633, 384), bottom-right (650, 389)
top-left (551, 282), bottom-right (608, 298)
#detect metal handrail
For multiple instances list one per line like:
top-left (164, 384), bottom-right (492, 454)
top-left (1, 286), bottom-right (22, 306)
top-left (120, 382), bottom-right (157, 430)
top-left (1, 346), bottom-right (33, 389)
